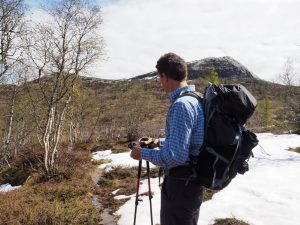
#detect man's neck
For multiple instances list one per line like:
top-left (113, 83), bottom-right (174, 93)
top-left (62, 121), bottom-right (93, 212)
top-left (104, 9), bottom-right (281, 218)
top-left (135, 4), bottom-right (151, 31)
top-left (168, 80), bottom-right (188, 93)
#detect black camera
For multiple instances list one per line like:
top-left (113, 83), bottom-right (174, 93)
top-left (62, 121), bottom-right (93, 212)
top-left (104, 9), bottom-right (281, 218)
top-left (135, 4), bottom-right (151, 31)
top-left (128, 141), bottom-right (139, 150)
top-left (128, 137), bottom-right (150, 150)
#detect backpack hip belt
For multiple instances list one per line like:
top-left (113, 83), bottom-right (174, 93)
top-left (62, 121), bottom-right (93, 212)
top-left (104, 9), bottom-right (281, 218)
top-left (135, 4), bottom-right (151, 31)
top-left (163, 164), bottom-right (198, 186)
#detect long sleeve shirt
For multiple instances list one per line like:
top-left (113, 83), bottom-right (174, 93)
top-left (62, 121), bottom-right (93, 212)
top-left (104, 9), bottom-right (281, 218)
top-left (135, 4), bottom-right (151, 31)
top-left (141, 85), bottom-right (204, 168)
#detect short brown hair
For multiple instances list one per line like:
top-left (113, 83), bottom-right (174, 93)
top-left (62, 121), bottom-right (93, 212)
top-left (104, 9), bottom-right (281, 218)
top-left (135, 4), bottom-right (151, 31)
top-left (156, 53), bottom-right (188, 82)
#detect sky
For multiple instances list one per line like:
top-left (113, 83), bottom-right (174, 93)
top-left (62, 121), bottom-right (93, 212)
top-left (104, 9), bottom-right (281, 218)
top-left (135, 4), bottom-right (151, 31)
top-left (25, 0), bottom-right (300, 82)
top-left (2, 133), bottom-right (300, 224)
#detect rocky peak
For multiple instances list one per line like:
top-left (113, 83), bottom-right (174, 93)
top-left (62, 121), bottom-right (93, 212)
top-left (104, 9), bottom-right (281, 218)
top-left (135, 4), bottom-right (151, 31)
top-left (187, 56), bottom-right (256, 79)
top-left (133, 56), bottom-right (258, 80)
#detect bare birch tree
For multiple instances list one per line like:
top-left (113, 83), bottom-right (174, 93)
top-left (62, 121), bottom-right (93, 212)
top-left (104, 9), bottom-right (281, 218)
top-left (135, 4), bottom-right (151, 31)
top-left (24, 0), bottom-right (105, 175)
top-left (0, 0), bottom-right (26, 80)
top-left (0, 0), bottom-right (26, 166)
top-left (278, 57), bottom-right (300, 132)
top-left (279, 58), bottom-right (298, 87)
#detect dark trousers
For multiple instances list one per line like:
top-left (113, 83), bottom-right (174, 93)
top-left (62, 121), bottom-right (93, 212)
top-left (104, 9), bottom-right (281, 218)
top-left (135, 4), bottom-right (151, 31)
top-left (160, 176), bottom-right (203, 225)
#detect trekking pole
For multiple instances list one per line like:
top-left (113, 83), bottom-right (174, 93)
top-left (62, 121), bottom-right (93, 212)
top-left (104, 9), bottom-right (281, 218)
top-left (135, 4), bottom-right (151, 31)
top-left (158, 167), bottom-right (163, 187)
top-left (133, 159), bottom-right (142, 225)
top-left (146, 161), bottom-right (154, 225)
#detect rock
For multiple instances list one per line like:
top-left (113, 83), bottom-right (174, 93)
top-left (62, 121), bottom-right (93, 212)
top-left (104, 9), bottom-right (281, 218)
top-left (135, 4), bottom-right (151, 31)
top-left (187, 56), bottom-right (257, 79)
top-left (133, 56), bottom-right (258, 80)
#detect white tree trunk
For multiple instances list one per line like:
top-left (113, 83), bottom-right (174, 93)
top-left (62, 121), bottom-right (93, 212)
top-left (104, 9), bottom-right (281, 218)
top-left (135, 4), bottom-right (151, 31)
top-left (5, 88), bottom-right (16, 148)
top-left (43, 105), bottom-right (55, 174)
top-left (50, 95), bottom-right (72, 168)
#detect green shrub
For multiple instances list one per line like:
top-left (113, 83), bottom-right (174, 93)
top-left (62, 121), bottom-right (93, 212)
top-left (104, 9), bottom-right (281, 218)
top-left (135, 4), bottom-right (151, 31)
top-left (0, 165), bottom-right (30, 186)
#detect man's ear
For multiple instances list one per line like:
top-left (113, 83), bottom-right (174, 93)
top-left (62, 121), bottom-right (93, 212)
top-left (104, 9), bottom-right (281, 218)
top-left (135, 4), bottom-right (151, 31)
top-left (162, 73), bottom-right (168, 81)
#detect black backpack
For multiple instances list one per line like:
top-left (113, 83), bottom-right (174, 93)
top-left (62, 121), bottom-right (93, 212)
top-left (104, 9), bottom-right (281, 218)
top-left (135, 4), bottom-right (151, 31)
top-left (179, 83), bottom-right (259, 190)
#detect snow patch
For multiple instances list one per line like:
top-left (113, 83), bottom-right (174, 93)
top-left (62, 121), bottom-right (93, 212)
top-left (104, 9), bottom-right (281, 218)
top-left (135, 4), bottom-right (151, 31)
top-left (93, 133), bottom-right (300, 225)
top-left (0, 183), bottom-right (21, 193)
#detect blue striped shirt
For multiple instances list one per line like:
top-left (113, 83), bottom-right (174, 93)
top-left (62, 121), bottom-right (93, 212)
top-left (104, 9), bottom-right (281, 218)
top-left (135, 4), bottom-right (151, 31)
top-left (141, 85), bottom-right (204, 168)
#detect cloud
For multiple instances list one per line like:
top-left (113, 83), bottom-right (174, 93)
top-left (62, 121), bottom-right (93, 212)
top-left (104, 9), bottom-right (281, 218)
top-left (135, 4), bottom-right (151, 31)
top-left (29, 0), bottom-right (300, 82)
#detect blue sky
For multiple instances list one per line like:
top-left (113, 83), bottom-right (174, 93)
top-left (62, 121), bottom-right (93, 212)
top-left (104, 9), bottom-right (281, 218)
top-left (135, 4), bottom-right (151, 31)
top-left (24, 0), bottom-right (39, 8)
top-left (25, 0), bottom-right (300, 82)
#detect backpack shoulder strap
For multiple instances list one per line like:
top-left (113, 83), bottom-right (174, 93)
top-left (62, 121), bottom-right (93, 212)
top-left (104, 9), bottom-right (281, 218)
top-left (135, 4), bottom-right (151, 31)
top-left (176, 90), bottom-right (203, 102)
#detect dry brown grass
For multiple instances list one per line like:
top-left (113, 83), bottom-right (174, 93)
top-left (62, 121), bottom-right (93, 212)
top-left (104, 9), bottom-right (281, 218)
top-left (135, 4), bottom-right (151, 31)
top-left (0, 177), bottom-right (100, 225)
top-left (95, 166), bottom-right (159, 213)
top-left (212, 218), bottom-right (250, 225)
top-left (203, 188), bottom-right (219, 202)
top-left (0, 147), bottom-right (101, 225)
top-left (153, 217), bottom-right (250, 225)
top-left (288, 147), bottom-right (300, 153)
top-left (90, 138), bottom-right (130, 154)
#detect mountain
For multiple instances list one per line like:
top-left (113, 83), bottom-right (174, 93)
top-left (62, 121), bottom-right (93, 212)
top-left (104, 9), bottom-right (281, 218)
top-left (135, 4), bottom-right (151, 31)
top-left (187, 56), bottom-right (258, 79)
top-left (132, 56), bottom-right (258, 80)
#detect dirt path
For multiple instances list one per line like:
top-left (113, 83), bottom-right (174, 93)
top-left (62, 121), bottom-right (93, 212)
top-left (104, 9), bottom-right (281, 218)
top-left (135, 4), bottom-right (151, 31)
top-left (91, 167), bottom-right (118, 225)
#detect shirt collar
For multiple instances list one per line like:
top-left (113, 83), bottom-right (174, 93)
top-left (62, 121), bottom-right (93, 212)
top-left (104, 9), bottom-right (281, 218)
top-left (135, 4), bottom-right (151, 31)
top-left (168, 85), bottom-right (196, 103)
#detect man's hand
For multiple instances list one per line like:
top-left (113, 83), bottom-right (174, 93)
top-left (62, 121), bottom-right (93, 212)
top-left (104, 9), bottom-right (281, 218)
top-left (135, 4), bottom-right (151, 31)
top-left (150, 138), bottom-right (160, 148)
top-left (130, 144), bottom-right (142, 160)
top-left (130, 137), bottom-right (160, 160)
top-left (140, 137), bottom-right (160, 149)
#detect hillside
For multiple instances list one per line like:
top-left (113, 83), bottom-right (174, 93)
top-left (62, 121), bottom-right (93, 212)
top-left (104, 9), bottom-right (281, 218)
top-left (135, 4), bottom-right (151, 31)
top-left (77, 73), bottom-right (300, 140)
top-left (0, 66), bottom-right (299, 147)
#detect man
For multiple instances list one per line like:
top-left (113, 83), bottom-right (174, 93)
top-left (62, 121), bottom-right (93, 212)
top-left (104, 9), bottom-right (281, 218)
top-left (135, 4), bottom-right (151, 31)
top-left (130, 52), bottom-right (204, 225)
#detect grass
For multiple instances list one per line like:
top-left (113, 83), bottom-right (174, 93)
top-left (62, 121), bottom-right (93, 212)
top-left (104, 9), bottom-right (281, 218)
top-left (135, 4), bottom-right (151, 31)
top-left (0, 141), bottom-right (158, 224)
top-left (95, 166), bottom-right (159, 212)
top-left (0, 146), bottom-right (102, 225)
top-left (288, 147), bottom-right (300, 153)
top-left (95, 164), bottom-right (218, 215)
top-left (0, 178), bottom-right (100, 225)
top-left (90, 138), bottom-right (130, 154)
top-left (155, 217), bottom-right (250, 225)
top-left (212, 218), bottom-right (250, 225)
top-left (94, 164), bottom-right (218, 215)
top-left (0, 176), bottom-right (100, 225)
top-left (91, 158), bottom-right (112, 165)
top-left (203, 188), bottom-right (219, 201)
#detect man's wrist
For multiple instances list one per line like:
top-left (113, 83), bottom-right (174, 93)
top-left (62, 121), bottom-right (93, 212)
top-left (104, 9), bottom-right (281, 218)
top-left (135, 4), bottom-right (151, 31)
top-left (154, 138), bottom-right (159, 146)
top-left (159, 138), bottom-right (165, 147)
top-left (141, 148), bottom-right (151, 161)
